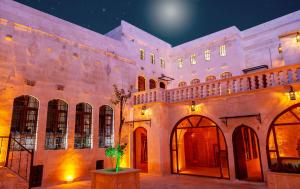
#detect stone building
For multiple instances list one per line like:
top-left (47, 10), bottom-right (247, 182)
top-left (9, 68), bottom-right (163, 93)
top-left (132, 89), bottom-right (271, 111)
top-left (0, 0), bottom-right (300, 187)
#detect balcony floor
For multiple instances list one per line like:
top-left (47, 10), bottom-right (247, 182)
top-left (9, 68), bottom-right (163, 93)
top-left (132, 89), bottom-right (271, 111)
top-left (37, 174), bottom-right (267, 189)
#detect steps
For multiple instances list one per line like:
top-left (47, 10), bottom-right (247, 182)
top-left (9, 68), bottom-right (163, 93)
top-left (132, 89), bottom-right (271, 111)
top-left (0, 166), bottom-right (28, 189)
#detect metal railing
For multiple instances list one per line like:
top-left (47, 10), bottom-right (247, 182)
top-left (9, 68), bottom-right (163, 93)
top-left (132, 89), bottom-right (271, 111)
top-left (0, 135), bottom-right (34, 189)
top-left (134, 63), bottom-right (300, 105)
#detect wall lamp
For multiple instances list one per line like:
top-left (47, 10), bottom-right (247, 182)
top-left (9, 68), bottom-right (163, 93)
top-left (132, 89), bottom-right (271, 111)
top-left (191, 101), bottom-right (196, 112)
top-left (278, 43), bottom-right (282, 54)
top-left (297, 32), bottom-right (300, 43)
top-left (141, 105), bottom-right (146, 115)
top-left (289, 86), bottom-right (296, 101)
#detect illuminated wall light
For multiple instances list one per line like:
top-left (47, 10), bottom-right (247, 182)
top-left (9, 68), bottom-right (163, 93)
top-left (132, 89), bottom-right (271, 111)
top-left (191, 101), bottom-right (196, 112)
top-left (65, 175), bottom-right (74, 183)
top-left (278, 43), bottom-right (283, 54)
top-left (289, 86), bottom-right (296, 101)
top-left (4, 34), bottom-right (13, 42)
top-left (296, 32), bottom-right (300, 43)
top-left (141, 105), bottom-right (146, 115)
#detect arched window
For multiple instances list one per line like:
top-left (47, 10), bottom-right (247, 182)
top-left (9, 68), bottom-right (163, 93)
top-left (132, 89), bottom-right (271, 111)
top-left (138, 76), bottom-right (146, 92)
top-left (99, 105), bottom-right (114, 147)
top-left (74, 103), bottom-right (92, 149)
top-left (267, 104), bottom-right (300, 172)
top-left (206, 75), bottom-right (216, 82)
top-left (159, 82), bottom-right (166, 89)
top-left (45, 99), bottom-right (68, 150)
top-left (149, 79), bottom-right (156, 89)
top-left (220, 72), bottom-right (232, 79)
top-left (170, 115), bottom-right (229, 178)
top-left (11, 95), bottom-right (39, 150)
top-left (178, 81), bottom-right (187, 88)
top-left (190, 79), bottom-right (200, 85)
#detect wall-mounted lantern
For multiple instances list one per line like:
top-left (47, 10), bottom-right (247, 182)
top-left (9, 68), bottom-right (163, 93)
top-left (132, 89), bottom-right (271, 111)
top-left (191, 101), bottom-right (196, 112)
top-left (278, 43), bottom-right (282, 54)
top-left (4, 34), bottom-right (13, 42)
top-left (289, 86), bottom-right (296, 101)
top-left (296, 32), bottom-right (300, 43)
top-left (141, 105), bottom-right (146, 115)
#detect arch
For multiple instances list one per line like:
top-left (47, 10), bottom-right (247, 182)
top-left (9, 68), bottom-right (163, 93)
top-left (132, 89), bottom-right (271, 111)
top-left (178, 81), bottom-right (187, 88)
top-left (190, 78), bottom-right (200, 85)
top-left (170, 115), bottom-right (229, 178)
top-left (232, 125), bottom-right (263, 182)
top-left (206, 75), bottom-right (216, 82)
top-left (138, 76), bottom-right (146, 92)
top-left (159, 82), bottom-right (166, 89)
top-left (149, 79), bottom-right (156, 89)
top-left (45, 99), bottom-right (68, 150)
top-left (220, 72), bottom-right (232, 79)
top-left (10, 95), bottom-right (39, 150)
top-left (133, 127), bottom-right (148, 173)
top-left (266, 103), bottom-right (300, 173)
top-left (99, 105), bottom-right (114, 147)
top-left (74, 103), bottom-right (92, 149)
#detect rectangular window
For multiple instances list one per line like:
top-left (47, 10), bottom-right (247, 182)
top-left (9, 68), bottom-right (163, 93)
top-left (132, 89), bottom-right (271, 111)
top-left (140, 49), bottom-right (145, 60)
top-left (220, 45), bottom-right (226, 56)
top-left (190, 54), bottom-right (197, 65)
top-left (204, 50), bottom-right (211, 61)
top-left (150, 53), bottom-right (155, 64)
top-left (178, 58), bottom-right (183, 68)
top-left (160, 58), bottom-right (165, 68)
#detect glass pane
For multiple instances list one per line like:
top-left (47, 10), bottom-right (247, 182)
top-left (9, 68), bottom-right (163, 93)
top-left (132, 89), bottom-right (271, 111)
top-left (275, 125), bottom-right (300, 158)
top-left (268, 130), bottom-right (276, 151)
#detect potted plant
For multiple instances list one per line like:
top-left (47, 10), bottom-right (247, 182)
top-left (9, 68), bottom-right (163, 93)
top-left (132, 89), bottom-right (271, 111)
top-left (91, 84), bottom-right (141, 189)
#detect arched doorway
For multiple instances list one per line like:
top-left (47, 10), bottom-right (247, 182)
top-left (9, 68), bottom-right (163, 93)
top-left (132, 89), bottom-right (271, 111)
top-left (267, 103), bottom-right (300, 173)
top-left (170, 115), bottom-right (229, 178)
top-left (149, 79), bottom-right (156, 89)
top-left (138, 76), bottom-right (146, 91)
top-left (233, 126), bottom-right (263, 182)
top-left (134, 127), bottom-right (148, 172)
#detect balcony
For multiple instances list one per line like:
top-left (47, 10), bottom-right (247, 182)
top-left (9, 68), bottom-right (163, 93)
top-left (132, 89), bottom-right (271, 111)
top-left (133, 63), bottom-right (300, 105)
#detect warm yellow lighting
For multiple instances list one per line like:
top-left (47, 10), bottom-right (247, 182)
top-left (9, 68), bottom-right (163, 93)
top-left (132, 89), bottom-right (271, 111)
top-left (65, 175), bottom-right (74, 183)
top-left (141, 105), bottom-right (146, 115)
top-left (296, 32), bottom-right (300, 43)
top-left (219, 45), bottom-right (226, 56)
top-left (4, 34), bottom-right (13, 42)
top-left (278, 44), bottom-right (282, 54)
top-left (289, 86), bottom-right (296, 101)
top-left (204, 50), bottom-right (211, 61)
top-left (191, 101), bottom-right (196, 112)
top-left (150, 53), bottom-right (155, 64)
top-left (140, 49), bottom-right (145, 60)
top-left (190, 54), bottom-right (197, 64)
top-left (178, 58), bottom-right (183, 68)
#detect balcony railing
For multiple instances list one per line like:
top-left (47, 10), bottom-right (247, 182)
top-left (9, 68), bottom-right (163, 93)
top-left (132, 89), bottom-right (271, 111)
top-left (133, 63), bottom-right (300, 105)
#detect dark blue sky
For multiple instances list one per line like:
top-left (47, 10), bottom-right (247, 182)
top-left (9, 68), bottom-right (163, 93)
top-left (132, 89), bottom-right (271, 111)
top-left (15, 0), bottom-right (300, 46)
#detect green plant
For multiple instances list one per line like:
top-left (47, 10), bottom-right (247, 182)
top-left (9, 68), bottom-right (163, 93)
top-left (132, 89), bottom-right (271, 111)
top-left (105, 84), bottom-right (132, 172)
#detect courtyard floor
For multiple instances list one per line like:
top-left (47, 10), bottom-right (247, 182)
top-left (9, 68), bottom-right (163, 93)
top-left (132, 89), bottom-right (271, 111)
top-left (38, 174), bottom-right (267, 189)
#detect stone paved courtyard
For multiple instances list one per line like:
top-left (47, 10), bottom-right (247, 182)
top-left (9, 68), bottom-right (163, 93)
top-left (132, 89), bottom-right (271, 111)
top-left (37, 174), bottom-right (267, 189)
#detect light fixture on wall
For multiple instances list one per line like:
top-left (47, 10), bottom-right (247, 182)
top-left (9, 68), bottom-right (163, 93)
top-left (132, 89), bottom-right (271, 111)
top-left (289, 86), bottom-right (296, 101)
top-left (141, 105), bottom-right (146, 115)
top-left (278, 43), bottom-right (282, 54)
top-left (4, 34), bottom-right (13, 42)
top-left (297, 32), bottom-right (300, 43)
top-left (191, 101), bottom-right (196, 112)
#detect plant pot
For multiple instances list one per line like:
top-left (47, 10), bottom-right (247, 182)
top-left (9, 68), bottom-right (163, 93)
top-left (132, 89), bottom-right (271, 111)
top-left (91, 168), bottom-right (140, 189)
top-left (267, 171), bottom-right (300, 189)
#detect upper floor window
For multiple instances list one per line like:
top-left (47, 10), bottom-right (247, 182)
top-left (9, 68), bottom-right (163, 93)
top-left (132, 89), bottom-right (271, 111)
top-left (160, 58), bottom-right (165, 68)
top-left (190, 54), bottom-right (197, 65)
top-left (178, 58), bottom-right (183, 68)
top-left (220, 45), bottom-right (226, 56)
top-left (178, 81), bottom-right (187, 87)
top-left (99, 105), bottom-right (114, 148)
top-left (140, 49), bottom-right (145, 60)
top-left (45, 99), bottom-right (68, 150)
top-left (138, 76), bottom-right (146, 92)
top-left (11, 95), bottom-right (39, 150)
top-left (220, 72), bottom-right (232, 79)
top-left (74, 103), bottom-right (92, 149)
top-left (150, 53), bottom-right (155, 64)
top-left (204, 50), bottom-right (211, 61)
top-left (160, 82), bottom-right (166, 89)
top-left (190, 79), bottom-right (200, 85)
top-left (149, 79), bottom-right (156, 89)
top-left (205, 75), bottom-right (216, 82)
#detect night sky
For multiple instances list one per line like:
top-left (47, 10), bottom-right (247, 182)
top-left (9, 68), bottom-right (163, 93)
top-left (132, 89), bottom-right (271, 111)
top-left (15, 0), bottom-right (300, 46)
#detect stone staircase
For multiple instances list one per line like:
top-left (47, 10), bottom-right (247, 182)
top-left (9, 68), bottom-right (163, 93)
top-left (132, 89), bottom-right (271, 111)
top-left (0, 165), bottom-right (28, 189)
